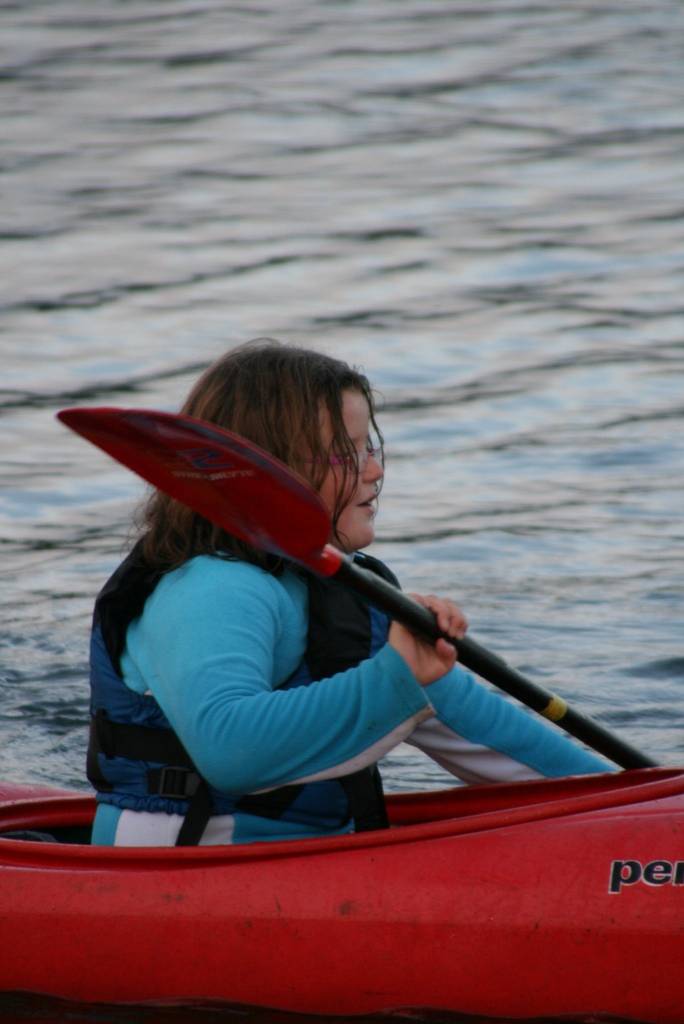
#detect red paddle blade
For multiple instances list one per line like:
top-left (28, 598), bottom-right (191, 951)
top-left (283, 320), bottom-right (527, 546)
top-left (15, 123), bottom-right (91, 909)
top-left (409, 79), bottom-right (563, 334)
top-left (57, 406), bottom-right (338, 570)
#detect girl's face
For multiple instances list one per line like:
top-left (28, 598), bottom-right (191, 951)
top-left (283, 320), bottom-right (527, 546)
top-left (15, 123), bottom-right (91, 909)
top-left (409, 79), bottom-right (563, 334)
top-left (318, 389), bottom-right (384, 553)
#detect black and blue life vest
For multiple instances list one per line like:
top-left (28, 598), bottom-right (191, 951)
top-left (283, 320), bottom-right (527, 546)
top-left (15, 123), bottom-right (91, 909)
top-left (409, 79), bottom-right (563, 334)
top-left (87, 545), bottom-right (397, 845)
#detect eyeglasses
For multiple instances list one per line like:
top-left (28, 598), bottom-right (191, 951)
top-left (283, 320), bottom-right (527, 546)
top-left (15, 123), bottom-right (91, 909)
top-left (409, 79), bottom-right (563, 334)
top-left (305, 439), bottom-right (382, 470)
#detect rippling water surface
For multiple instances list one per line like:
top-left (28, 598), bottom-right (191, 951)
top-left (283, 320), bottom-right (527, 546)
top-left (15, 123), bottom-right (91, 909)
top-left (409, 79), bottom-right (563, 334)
top-left (1, 2), bottom-right (683, 1021)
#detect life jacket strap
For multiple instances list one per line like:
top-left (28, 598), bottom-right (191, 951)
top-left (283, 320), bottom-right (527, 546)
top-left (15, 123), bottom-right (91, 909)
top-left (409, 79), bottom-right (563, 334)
top-left (237, 785), bottom-right (304, 819)
top-left (90, 709), bottom-right (194, 768)
top-left (89, 710), bottom-right (308, 841)
top-left (147, 766), bottom-right (202, 799)
top-left (175, 780), bottom-right (213, 847)
top-left (340, 767), bottom-right (389, 832)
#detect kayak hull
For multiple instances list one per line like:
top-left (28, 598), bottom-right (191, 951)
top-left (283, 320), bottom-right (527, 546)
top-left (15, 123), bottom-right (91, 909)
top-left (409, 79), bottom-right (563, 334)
top-left (1, 768), bottom-right (683, 1022)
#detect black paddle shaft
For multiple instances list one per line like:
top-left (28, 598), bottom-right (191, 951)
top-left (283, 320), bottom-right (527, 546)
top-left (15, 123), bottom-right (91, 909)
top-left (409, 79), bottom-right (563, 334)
top-left (334, 557), bottom-right (657, 771)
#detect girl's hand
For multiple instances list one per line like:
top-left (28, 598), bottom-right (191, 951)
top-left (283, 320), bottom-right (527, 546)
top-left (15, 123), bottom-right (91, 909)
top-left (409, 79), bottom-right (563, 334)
top-left (388, 594), bottom-right (468, 686)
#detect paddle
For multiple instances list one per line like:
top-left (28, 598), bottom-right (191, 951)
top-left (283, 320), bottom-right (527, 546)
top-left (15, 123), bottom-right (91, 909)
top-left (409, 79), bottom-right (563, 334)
top-left (57, 405), bottom-right (656, 771)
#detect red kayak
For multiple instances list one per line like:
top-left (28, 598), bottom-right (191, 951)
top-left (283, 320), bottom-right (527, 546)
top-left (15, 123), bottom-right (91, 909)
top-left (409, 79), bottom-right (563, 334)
top-left (1, 768), bottom-right (683, 1022)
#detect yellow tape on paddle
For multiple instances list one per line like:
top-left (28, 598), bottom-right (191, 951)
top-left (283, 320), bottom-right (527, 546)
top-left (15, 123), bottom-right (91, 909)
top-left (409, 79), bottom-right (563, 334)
top-left (541, 694), bottom-right (568, 722)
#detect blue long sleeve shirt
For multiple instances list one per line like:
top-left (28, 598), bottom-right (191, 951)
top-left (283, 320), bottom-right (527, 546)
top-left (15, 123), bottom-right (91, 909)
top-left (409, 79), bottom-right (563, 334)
top-left (92, 555), bottom-right (610, 846)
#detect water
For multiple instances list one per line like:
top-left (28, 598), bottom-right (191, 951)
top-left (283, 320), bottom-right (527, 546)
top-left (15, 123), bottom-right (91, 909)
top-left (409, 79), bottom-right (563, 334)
top-left (1, 1), bottom-right (683, 1020)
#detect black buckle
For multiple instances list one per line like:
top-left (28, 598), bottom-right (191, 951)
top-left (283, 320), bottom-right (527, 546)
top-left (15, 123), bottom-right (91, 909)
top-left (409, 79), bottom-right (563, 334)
top-left (151, 766), bottom-right (201, 799)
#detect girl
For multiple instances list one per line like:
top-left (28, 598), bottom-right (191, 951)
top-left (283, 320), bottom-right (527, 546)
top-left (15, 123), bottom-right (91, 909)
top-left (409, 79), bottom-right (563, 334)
top-left (88, 341), bottom-right (609, 846)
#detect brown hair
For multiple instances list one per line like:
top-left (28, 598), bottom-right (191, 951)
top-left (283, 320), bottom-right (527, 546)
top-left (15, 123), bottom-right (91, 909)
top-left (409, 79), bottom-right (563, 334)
top-left (139, 339), bottom-right (383, 571)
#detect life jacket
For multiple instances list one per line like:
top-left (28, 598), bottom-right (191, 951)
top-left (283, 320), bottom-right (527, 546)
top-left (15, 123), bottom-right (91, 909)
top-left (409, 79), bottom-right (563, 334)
top-left (87, 544), bottom-right (397, 845)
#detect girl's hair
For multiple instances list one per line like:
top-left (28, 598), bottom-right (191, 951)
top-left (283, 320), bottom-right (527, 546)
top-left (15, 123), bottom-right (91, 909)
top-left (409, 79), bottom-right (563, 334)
top-left (139, 339), bottom-right (383, 571)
